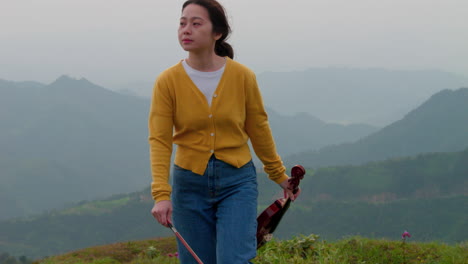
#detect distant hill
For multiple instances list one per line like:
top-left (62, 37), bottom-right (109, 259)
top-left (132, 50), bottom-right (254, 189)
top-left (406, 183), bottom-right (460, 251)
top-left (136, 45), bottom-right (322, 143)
top-left (0, 76), bottom-right (152, 219)
top-left (0, 76), bottom-right (375, 220)
top-left (285, 88), bottom-right (468, 168)
top-left (1, 148), bottom-right (466, 258)
top-left (114, 68), bottom-right (468, 126)
top-left (0, 79), bottom-right (45, 89)
top-left (267, 110), bottom-right (377, 156)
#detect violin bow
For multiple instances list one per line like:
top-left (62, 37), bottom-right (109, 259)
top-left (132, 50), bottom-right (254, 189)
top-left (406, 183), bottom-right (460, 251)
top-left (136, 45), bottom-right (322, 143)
top-left (256, 165), bottom-right (305, 249)
top-left (167, 222), bottom-right (204, 264)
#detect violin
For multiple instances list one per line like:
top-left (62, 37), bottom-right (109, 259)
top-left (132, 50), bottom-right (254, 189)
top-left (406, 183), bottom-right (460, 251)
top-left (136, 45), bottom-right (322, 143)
top-left (256, 165), bottom-right (305, 249)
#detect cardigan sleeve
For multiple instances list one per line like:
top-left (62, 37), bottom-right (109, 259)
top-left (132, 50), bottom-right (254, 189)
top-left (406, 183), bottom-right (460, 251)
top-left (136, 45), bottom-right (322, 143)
top-left (244, 72), bottom-right (289, 184)
top-left (148, 75), bottom-right (174, 202)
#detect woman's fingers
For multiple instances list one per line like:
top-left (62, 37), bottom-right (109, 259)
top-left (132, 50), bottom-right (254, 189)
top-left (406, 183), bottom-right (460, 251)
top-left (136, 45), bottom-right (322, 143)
top-left (280, 178), bottom-right (301, 201)
top-left (151, 200), bottom-right (173, 227)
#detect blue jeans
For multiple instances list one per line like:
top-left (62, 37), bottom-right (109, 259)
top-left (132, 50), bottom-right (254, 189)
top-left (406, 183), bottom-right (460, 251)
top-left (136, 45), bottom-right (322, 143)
top-left (172, 156), bottom-right (258, 264)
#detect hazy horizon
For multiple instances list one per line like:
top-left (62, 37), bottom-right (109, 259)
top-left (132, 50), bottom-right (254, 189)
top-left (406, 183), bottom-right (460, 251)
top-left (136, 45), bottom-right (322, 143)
top-left (1, 0), bottom-right (467, 88)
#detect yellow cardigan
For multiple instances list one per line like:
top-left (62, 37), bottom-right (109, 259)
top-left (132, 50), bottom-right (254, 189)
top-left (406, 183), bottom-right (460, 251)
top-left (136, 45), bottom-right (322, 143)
top-left (148, 57), bottom-right (288, 202)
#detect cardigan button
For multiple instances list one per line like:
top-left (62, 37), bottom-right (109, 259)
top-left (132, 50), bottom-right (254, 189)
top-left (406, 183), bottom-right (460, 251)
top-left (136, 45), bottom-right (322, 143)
top-left (210, 133), bottom-right (214, 136)
top-left (208, 114), bottom-right (213, 118)
top-left (210, 149), bottom-right (214, 153)
top-left (213, 94), bottom-right (217, 98)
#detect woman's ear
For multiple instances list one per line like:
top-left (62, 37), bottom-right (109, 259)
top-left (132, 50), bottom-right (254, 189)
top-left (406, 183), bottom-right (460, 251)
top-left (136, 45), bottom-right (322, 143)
top-left (213, 32), bottom-right (222, 41)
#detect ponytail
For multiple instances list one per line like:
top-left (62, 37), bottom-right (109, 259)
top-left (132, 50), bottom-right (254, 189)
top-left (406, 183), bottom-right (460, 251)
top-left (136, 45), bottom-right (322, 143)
top-left (215, 40), bottom-right (234, 59)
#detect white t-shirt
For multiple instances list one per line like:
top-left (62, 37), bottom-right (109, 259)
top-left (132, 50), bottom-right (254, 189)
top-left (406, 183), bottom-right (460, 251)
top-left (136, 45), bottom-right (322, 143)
top-left (182, 59), bottom-right (225, 106)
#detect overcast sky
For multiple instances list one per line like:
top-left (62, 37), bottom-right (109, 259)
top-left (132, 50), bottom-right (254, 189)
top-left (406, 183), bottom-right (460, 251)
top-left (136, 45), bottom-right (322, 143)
top-left (1, 0), bottom-right (467, 88)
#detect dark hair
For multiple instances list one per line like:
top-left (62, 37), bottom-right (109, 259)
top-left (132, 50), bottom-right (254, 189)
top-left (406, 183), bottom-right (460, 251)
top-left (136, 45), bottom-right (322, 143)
top-left (182, 0), bottom-right (234, 59)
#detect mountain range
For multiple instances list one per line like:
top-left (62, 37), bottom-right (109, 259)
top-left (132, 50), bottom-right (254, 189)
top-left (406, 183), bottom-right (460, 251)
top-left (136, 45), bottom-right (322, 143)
top-left (0, 76), bottom-right (376, 220)
top-left (0, 76), bottom-right (151, 220)
top-left (285, 88), bottom-right (468, 168)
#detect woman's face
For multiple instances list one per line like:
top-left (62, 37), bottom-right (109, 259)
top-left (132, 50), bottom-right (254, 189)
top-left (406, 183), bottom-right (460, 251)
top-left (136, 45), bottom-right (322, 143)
top-left (178, 4), bottom-right (221, 54)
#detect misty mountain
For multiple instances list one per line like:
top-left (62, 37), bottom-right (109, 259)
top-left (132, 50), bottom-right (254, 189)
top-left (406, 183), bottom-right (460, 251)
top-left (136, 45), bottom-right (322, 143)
top-left (285, 88), bottom-right (468, 168)
top-left (0, 76), bottom-right (375, 220)
top-left (267, 110), bottom-right (377, 156)
top-left (0, 76), bottom-right (151, 220)
top-left (0, 79), bottom-right (45, 89)
top-left (114, 68), bottom-right (468, 126)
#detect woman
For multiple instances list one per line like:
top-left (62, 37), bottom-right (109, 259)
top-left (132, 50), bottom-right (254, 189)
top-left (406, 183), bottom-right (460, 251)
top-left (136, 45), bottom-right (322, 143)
top-left (149, 0), bottom-right (299, 263)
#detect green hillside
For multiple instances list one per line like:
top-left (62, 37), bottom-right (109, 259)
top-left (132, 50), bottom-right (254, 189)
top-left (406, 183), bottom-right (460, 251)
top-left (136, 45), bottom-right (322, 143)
top-left (300, 148), bottom-right (468, 202)
top-left (1, 149), bottom-right (466, 259)
top-left (275, 196), bottom-right (467, 243)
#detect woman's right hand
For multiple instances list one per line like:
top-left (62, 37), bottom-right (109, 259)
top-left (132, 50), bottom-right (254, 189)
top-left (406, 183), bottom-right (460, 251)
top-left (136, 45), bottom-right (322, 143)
top-left (151, 200), bottom-right (173, 227)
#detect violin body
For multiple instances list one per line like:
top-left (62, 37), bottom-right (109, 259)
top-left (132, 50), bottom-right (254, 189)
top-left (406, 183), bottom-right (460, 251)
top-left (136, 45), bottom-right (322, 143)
top-left (256, 165), bottom-right (305, 249)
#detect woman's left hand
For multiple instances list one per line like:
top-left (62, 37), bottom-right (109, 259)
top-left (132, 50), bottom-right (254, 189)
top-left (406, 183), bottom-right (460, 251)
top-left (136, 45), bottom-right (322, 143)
top-left (279, 178), bottom-right (301, 201)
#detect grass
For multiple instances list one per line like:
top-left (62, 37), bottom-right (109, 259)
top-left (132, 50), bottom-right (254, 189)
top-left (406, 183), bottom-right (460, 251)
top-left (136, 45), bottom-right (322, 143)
top-left (33, 235), bottom-right (467, 264)
top-left (255, 235), bottom-right (467, 264)
top-left (33, 237), bottom-right (177, 264)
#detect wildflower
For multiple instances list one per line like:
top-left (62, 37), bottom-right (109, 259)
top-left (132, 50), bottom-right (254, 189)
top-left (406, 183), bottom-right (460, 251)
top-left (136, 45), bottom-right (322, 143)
top-left (145, 246), bottom-right (159, 258)
top-left (401, 230), bottom-right (411, 263)
top-left (402, 231), bottom-right (411, 239)
top-left (167, 252), bottom-right (179, 257)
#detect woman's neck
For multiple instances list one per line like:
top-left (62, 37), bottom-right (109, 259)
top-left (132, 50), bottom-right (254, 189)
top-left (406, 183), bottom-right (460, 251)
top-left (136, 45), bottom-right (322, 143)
top-left (186, 52), bottom-right (225, 72)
